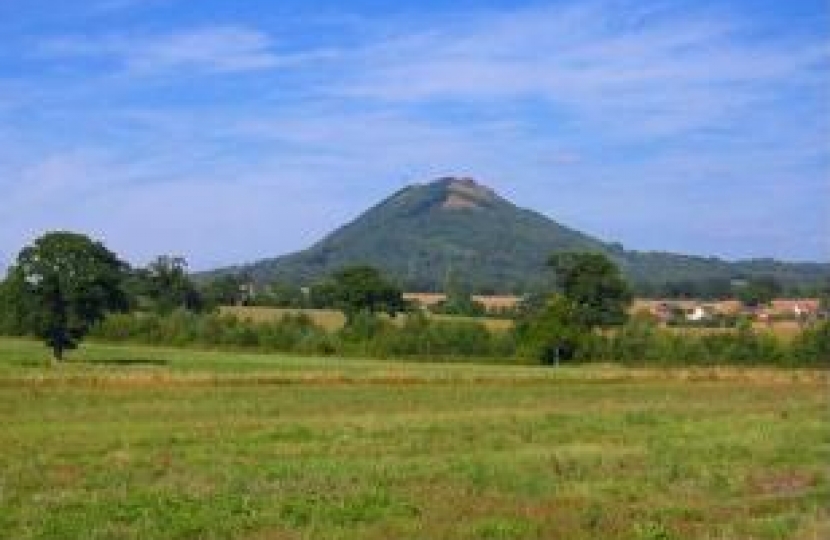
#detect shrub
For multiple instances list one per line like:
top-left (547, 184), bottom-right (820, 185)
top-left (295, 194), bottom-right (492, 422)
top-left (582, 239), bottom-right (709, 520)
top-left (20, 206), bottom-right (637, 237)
top-left (791, 320), bottom-right (830, 367)
top-left (81, 308), bottom-right (829, 367)
top-left (513, 297), bottom-right (592, 364)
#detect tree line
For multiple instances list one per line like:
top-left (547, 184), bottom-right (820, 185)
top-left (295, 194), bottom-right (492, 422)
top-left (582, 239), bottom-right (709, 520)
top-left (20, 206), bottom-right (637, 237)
top-left (1, 231), bottom-right (828, 366)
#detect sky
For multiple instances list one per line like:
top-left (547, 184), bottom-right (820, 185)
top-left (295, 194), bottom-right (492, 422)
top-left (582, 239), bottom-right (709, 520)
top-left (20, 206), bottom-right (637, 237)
top-left (1, 0), bottom-right (828, 270)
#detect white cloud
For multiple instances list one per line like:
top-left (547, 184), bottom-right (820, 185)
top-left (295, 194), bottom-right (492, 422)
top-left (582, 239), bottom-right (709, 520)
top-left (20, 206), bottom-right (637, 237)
top-left (3, 1), bottom-right (828, 265)
top-left (337, 2), bottom-right (828, 141)
top-left (127, 26), bottom-right (278, 73)
top-left (37, 25), bottom-right (336, 75)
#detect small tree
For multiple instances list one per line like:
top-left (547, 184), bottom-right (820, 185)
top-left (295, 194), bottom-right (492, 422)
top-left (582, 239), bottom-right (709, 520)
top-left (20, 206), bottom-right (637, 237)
top-left (818, 278), bottom-right (830, 318)
top-left (547, 251), bottom-right (632, 327)
top-left (6, 231), bottom-right (129, 363)
top-left (133, 255), bottom-right (203, 313)
top-left (201, 274), bottom-right (248, 308)
top-left (736, 276), bottom-right (781, 308)
top-left (517, 251), bottom-right (630, 364)
top-left (515, 295), bottom-right (589, 364)
top-left (327, 265), bottom-right (406, 322)
top-left (0, 276), bottom-right (27, 335)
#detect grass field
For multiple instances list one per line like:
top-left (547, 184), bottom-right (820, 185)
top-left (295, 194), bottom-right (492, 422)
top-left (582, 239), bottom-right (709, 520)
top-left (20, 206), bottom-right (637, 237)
top-left (1, 338), bottom-right (828, 539)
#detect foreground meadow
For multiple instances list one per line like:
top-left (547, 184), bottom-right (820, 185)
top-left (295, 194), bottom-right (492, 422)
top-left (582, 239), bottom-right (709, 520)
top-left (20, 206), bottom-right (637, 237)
top-left (0, 338), bottom-right (828, 539)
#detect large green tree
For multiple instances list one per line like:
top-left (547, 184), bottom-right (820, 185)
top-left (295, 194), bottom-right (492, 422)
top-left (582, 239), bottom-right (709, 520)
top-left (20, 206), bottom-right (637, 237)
top-left (6, 231), bottom-right (129, 362)
top-left (324, 265), bottom-right (406, 321)
top-left (548, 251), bottom-right (632, 327)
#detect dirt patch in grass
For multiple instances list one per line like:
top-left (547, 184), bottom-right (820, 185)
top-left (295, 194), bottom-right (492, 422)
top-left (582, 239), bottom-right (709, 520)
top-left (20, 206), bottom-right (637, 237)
top-left (749, 471), bottom-right (820, 498)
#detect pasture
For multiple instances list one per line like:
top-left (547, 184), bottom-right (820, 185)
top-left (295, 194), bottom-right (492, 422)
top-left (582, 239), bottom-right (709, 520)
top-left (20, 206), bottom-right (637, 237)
top-left (0, 337), bottom-right (828, 539)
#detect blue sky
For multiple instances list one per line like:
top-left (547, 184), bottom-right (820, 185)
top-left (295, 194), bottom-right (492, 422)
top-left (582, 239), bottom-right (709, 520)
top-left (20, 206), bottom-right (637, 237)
top-left (1, 0), bottom-right (828, 270)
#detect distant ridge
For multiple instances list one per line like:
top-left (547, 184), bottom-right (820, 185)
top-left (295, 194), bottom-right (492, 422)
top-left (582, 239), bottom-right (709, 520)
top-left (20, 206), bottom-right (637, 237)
top-left (208, 177), bottom-right (829, 293)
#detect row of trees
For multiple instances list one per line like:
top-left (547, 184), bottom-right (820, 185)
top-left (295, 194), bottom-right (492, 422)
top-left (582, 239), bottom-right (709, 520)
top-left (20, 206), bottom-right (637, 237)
top-left (0, 232), bottom-right (412, 361)
top-left (634, 275), bottom-right (825, 303)
top-left (1, 230), bottom-right (828, 365)
top-left (85, 300), bottom-right (828, 367)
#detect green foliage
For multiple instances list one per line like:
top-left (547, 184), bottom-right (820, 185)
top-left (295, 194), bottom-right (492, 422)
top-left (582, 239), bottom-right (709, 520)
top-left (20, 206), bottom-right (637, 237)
top-left (598, 319), bottom-right (795, 366)
top-left (634, 521), bottom-right (673, 540)
top-left (548, 251), bottom-right (632, 327)
top-left (200, 274), bottom-right (248, 308)
top-left (368, 313), bottom-right (513, 358)
top-left (791, 320), bottom-right (830, 367)
top-left (0, 276), bottom-right (27, 335)
top-left (736, 275), bottom-right (782, 307)
top-left (83, 308), bottom-right (830, 367)
top-left (338, 309), bottom-right (387, 342)
top-left (818, 278), bottom-right (830, 316)
top-left (133, 256), bottom-right (204, 313)
top-left (323, 265), bottom-right (406, 321)
top-left (90, 310), bottom-right (516, 360)
top-left (655, 277), bottom-right (734, 300)
top-left (433, 266), bottom-right (486, 316)
top-left (261, 280), bottom-right (307, 307)
top-left (5, 231), bottom-right (129, 361)
top-left (92, 311), bottom-right (335, 355)
top-left (514, 296), bottom-right (591, 364)
top-left (605, 315), bottom-right (662, 363)
top-left (430, 293), bottom-right (486, 317)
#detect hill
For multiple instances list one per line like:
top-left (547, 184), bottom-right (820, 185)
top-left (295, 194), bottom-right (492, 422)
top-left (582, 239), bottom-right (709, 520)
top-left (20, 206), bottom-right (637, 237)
top-left (210, 177), bottom-right (829, 293)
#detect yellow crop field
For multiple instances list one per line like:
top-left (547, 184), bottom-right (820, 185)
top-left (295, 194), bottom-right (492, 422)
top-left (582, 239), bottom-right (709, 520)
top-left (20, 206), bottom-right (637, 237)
top-left (219, 306), bottom-right (347, 331)
top-left (220, 306), bottom-right (515, 333)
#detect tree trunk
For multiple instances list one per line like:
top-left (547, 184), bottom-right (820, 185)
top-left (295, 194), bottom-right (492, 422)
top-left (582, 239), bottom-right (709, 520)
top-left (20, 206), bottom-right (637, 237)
top-left (52, 345), bottom-right (63, 366)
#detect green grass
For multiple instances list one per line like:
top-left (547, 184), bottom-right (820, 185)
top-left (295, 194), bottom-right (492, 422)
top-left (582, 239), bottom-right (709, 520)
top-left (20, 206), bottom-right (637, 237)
top-left (1, 337), bottom-right (828, 539)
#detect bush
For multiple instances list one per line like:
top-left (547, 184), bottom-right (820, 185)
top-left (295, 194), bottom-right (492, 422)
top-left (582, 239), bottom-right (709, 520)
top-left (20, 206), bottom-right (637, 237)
top-left (513, 297), bottom-right (592, 364)
top-left (80, 308), bottom-right (830, 367)
top-left (791, 320), bottom-right (830, 367)
top-left (90, 311), bottom-right (333, 354)
top-left (352, 313), bottom-right (511, 359)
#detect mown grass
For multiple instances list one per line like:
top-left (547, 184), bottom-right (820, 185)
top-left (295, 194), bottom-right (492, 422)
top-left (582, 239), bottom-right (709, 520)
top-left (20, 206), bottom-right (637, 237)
top-left (1, 338), bottom-right (828, 539)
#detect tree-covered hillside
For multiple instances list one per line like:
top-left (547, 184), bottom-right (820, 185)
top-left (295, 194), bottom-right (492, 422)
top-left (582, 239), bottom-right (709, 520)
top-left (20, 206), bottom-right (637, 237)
top-left (208, 177), bottom-right (829, 293)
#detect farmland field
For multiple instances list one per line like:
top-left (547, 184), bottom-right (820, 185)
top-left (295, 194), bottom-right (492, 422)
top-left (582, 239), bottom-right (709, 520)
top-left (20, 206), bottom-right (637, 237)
top-left (0, 338), bottom-right (828, 539)
top-left (219, 306), bottom-right (515, 333)
top-left (218, 305), bottom-right (807, 340)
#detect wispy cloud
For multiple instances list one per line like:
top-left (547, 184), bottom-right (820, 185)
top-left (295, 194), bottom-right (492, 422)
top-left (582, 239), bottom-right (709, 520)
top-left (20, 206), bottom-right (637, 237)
top-left (2, 0), bottom-right (828, 266)
top-left (126, 26), bottom-right (279, 73)
top-left (38, 25), bottom-right (336, 75)
top-left (339, 3), bottom-right (829, 141)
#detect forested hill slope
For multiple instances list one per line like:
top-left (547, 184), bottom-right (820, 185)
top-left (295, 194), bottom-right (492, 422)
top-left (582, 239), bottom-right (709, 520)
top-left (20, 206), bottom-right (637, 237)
top-left (210, 177), bottom-right (829, 293)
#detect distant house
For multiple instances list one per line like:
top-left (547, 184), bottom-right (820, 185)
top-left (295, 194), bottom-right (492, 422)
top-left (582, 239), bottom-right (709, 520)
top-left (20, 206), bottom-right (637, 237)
top-left (631, 297), bottom-right (820, 324)
top-left (402, 293), bottom-right (446, 309)
top-left (686, 305), bottom-right (715, 322)
top-left (653, 302), bottom-right (673, 323)
top-left (633, 299), bottom-right (721, 323)
top-left (768, 299), bottom-right (819, 320)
